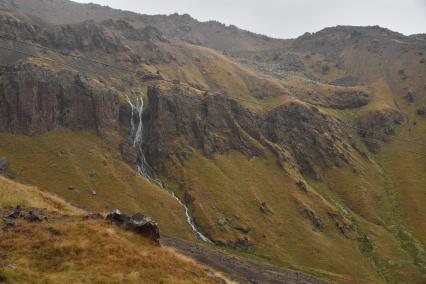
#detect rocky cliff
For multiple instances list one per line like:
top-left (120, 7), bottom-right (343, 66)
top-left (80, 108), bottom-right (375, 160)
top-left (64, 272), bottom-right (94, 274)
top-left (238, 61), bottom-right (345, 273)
top-left (0, 64), bottom-right (119, 136)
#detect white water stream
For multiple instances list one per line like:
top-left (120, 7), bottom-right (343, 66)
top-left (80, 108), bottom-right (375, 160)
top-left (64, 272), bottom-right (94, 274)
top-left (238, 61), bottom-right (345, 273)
top-left (126, 90), bottom-right (211, 243)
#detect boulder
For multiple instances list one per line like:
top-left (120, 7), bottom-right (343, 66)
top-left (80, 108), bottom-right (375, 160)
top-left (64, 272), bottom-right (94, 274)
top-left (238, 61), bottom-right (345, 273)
top-left (5, 206), bottom-right (21, 219)
top-left (417, 106), bottom-right (426, 116)
top-left (25, 211), bottom-right (47, 222)
top-left (303, 209), bottom-right (324, 232)
top-left (328, 212), bottom-right (355, 239)
top-left (3, 218), bottom-right (15, 228)
top-left (404, 90), bottom-right (415, 103)
top-left (296, 180), bottom-right (308, 192)
top-left (259, 202), bottom-right (271, 214)
top-left (84, 212), bottom-right (104, 220)
top-left (106, 210), bottom-right (160, 243)
top-left (88, 171), bottom-right (97, 178)
top-left (68, 187), bottom-right (80, 194)
top-left (0, 158), bottom-right (9, 173)
top-left (217, 218), bottom-right (227, 226)
top-left (234, 226), bottom-right (252, 234)
top-left (228, 237), bottom-right (251, 251)
top-left (106, 209), bottom-right (131, 224)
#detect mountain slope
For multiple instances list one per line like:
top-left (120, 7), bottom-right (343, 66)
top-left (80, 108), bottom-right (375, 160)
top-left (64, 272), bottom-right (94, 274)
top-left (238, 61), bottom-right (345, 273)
top-left (0, 1), bottom-right (425, 283)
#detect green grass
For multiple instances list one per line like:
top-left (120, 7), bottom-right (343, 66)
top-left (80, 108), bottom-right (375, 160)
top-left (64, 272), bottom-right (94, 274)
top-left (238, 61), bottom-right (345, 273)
top-left (0, 129), bottom-right (195, 240)
top-left (162, 148), bottom-right (390, 283)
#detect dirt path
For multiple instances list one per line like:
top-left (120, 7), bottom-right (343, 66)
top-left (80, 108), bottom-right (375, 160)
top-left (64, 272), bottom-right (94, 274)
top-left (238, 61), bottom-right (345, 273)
top-left (161, 236), bottom-right (330, 284)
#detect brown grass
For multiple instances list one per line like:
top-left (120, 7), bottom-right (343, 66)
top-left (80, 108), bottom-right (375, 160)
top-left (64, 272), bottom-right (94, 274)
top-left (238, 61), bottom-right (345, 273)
top-left (0, 219), bottom-right (225, 284)
top-left (0, 176), bottom-right (82, 215)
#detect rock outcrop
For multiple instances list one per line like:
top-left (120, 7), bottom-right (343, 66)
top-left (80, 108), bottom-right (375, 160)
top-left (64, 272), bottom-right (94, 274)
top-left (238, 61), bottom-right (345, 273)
top-left (324, 91), bottom-right (370, 109)
top-left (144, 86), bottom-right (264, 172)
top-left (2, 206), bottom-right (47, 228)
top-left (106, 209), bottom-right (160, 243)
top-left (144, 86), bottom-right (352, 179)
top-left (358, 108), bottom-right (404, 152)
top-left (0, 13), bottom-right (127, 53)
top-left (0, 64), bottom-right (120, 135)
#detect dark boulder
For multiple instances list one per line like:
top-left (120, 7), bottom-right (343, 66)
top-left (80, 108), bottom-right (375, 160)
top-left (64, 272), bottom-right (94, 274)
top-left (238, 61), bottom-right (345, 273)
top-left (228, 237), bottom-right (251, 251)
top-left (234, 226), bottom-right (252, 234)
top-left (84, 212), bottom-right (104, 220)
top-left (417, 106), bottom-right (426, 116)
top-left (5, 206), bottom-right (21, 219)
top-left (303, 209), bottom-right (324, 232)
top-left (404, 90), bottom-right (415, 103)
top-left (328, 212), bottom-right (355, 239)
top-left (0, 158), bottom-right (9, 173)
top-left (25, 211), bottom-right (47, 222)
top-left (106, 209), bottom-right (131, 224)
top-left (296, 180), bottom-right (308, 192)
top-left (106, 209), bottom-right (160, 243)
top-left (3, 218), bottom-right (15, 228)
top-left (259, 202), bottom-right (271, 214)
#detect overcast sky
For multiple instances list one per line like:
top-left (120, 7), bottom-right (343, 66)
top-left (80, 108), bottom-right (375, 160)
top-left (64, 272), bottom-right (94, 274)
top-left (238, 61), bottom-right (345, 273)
top-left (73, 0), bottom-right (426, 39)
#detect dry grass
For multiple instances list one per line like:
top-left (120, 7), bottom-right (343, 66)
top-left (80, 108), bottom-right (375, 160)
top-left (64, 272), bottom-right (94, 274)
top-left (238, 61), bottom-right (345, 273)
top-left (0, 176), bottom-right (82, 215)
top-left (0, 220), bottom-right (225, 284)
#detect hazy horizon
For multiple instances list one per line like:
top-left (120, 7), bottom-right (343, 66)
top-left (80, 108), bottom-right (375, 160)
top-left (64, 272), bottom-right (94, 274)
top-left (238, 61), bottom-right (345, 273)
top-left (72, 0), bottom-right (426, 39)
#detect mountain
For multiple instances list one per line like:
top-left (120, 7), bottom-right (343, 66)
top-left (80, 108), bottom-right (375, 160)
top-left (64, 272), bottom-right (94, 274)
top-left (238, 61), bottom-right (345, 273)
top-left (0, 0), bottom-right (425, 283)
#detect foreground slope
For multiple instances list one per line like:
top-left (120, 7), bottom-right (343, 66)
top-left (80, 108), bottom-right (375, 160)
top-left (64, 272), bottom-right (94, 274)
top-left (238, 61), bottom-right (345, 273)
top-left (0, 177), bottom-right (229, 283)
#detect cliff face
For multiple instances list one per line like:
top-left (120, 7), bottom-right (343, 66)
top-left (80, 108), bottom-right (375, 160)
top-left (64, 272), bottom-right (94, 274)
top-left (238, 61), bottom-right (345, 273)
top-left (0, 62), bottom-right (354, 181)
top-left (0, 12), bottom-right (127, 53)
top-left (144, 86), bottom-right (352, 179)
top-left (0, 64), bottom-right (120, 136)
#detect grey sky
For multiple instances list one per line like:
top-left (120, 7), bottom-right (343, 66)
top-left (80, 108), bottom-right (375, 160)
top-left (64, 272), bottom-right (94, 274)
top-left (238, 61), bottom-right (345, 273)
top-left (73, 0), bottom-right (426, 39)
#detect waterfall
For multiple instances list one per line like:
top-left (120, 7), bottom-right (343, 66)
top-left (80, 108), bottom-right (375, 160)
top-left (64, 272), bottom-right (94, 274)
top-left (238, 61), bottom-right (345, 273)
top-left (126, 90), bottom-right (151, 179)
top-left (126, 90), bottom-right (212, 243)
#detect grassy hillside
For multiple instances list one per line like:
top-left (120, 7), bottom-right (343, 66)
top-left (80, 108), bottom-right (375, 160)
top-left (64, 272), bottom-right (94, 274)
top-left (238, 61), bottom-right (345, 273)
top-left (161, 147), bottom-right (425, 283)
top-left (0, 175), bottom-right (82, 215)
top-left (0, 129), bottom-right (195, 240)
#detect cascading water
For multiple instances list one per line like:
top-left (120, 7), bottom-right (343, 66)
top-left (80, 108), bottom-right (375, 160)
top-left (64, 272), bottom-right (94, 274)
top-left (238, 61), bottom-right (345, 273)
top-left (126, 90), bottom-right (151, 180)
top-left (126, 89), bottom-right (212, 243)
